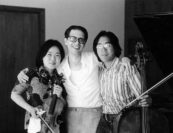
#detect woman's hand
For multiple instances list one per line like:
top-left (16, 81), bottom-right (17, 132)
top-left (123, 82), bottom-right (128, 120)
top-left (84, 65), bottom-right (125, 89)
top-left (28, 106), bottom-right (44, 118)
top-left (53, 84), bottom-right (63, 97)
top-left (17, 68), bottom-right (29, 83)
top-left (138, 95), bottom-right (152, 107)
top-left (28, 106), bottom-right (39, 118)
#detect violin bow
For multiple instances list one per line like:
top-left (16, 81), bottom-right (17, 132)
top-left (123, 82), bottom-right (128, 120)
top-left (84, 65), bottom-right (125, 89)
top-left (125, 72), bottom-right (173, 108)
top-left (36, 111), bottom-right (55, 133)
top-left (38, 115), bottom-right (55, 133)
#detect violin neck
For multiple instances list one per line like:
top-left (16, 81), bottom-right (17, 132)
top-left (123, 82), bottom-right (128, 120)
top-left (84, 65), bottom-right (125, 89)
top-left (48, 94), bottom-right (57, 114)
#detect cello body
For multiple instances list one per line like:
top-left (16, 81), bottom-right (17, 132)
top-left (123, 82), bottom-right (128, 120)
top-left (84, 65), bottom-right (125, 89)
top-left (118, 107), bottom-right (169, 133)
top-left (118, 42), bottom-right (169, 133)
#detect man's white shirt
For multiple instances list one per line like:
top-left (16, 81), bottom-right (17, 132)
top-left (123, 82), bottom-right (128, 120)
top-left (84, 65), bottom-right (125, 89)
top-left (58, 52), bottom-right (102, 108)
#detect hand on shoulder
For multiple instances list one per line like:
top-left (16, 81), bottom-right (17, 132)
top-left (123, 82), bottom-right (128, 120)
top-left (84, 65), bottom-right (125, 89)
top-left (121, 57), bottom-right (132, 68)
top-left (121, 57), bottom-right (131, 64)
top-left (121, 57), bottom-right (134, 76)
top-left (17, 68), bottom-right (29, 83)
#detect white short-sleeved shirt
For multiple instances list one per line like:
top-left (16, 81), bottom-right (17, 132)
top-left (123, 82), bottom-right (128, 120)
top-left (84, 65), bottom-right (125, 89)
top-left (58, 52), bottom-right (102, 108)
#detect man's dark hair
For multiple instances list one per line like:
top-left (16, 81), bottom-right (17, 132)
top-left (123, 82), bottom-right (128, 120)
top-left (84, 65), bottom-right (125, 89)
top-left (64, 25), bottom-right (88, 41)
top-left (36, 39), bottom-right (65, 68)
top-left (93, 31), bottom-right (122, 62)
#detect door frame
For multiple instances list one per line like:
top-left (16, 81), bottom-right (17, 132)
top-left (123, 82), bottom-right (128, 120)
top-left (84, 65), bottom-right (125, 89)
top-left (0, 5), bottom-right (45, 46)
top-left (0, 5), bottom-right (45, 133)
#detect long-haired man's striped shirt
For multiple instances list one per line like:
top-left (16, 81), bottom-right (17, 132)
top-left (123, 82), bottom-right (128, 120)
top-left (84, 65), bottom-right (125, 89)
top-left (99, 57), bottom-right (141, 114)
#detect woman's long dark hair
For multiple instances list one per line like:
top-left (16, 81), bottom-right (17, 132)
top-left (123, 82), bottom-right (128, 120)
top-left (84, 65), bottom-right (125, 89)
top-left (36, 39), bottom-right (65, 68)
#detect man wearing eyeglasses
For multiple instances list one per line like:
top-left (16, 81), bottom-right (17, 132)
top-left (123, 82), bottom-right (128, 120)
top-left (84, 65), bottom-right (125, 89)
top-left (93, 31), bottom-right (151, 133)
top-left (17, 25), bottom-right (102, 133)
top-left (58, 25), bottom-right (102, 133)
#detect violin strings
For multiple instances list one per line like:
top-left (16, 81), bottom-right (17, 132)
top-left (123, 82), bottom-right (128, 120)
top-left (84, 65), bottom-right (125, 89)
top-left (38, 115), bottom-right (55, 133)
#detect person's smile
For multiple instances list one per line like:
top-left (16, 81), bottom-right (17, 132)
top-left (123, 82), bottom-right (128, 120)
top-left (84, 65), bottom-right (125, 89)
top-left (72, 43), bottom-right (81, 50)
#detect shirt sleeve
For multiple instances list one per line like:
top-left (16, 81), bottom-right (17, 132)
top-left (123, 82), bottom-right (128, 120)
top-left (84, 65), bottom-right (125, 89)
top-left (12, 68), bottom-right (38, 94)
top-left (122, 57), bottom-right (142, 97)
top-left (12, 81), bottom-right (29, 95)
top-left (91, 52), bottom-right (101, 65)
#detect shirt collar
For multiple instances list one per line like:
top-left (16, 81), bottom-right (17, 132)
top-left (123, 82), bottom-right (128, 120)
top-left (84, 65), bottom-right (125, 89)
top-left (63, 54), bottom-right (85, 77)
top-left (102, 57), bottom-right (119, 70)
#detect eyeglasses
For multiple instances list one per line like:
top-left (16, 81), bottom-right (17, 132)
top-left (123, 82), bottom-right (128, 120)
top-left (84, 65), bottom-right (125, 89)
top-left (68, 36), bottom-right (86, 44)
top-left (96, 43), bottom-right (112, 49)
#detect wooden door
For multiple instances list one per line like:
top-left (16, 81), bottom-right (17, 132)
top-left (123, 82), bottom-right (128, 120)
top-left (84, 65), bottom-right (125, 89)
top-left (0, 5), bottom-right (45, 133)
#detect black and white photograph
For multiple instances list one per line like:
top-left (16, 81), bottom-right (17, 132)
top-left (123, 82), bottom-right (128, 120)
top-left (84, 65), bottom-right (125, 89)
top-left (0, 0), bottom-right (173, 133)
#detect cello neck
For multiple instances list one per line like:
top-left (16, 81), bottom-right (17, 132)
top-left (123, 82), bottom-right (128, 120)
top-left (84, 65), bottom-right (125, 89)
top-left (135, 41), bottom-right (150, 133)
top-left (140, 60), bottom-right (150, 133)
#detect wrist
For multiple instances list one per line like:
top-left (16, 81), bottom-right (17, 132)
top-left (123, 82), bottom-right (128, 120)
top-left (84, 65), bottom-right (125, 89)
top-left (26, 105), bottom-right (34, 113)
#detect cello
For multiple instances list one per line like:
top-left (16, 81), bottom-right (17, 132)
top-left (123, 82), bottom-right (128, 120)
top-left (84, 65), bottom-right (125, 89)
top-left (118, 42), bottom-right (171, 133)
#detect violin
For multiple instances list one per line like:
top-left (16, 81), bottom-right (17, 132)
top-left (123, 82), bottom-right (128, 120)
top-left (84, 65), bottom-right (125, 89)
top-left (41, 69), bottom-right (65, 133)
top-left (26, 68), bottom-right (66, 133)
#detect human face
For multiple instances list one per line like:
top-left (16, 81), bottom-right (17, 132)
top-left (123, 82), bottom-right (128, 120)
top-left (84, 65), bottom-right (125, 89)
top-left (96, 36), bottom-right (115, 63)
top-left (43, 46), bottom-right (61, 72)
top-left (65, 29), bottom-right (86, 54)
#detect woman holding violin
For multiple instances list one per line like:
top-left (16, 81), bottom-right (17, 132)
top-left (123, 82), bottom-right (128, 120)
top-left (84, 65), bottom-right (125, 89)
top-left (93, 31), bottom-right (152, 133)
top-left (11, 39), bottom-right (67, 133)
